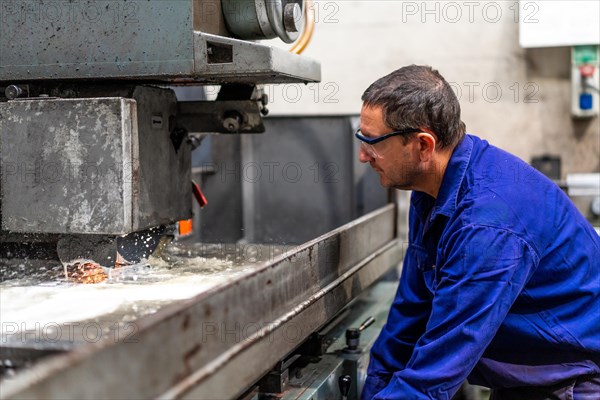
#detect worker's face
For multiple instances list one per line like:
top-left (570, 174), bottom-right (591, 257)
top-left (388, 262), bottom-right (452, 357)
top-left (358, 105), bottom-right (423, 190)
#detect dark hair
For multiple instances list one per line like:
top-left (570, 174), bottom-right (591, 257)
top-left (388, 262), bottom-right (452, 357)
top-left (361, 65), bottom-right (466, 148)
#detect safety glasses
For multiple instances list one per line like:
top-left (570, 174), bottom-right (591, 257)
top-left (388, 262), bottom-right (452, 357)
top-left (355, 128), bottom-right (421, 158)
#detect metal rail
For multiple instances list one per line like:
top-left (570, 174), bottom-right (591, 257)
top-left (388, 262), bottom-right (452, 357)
top-left (2, 204), bottom-right (401, 399)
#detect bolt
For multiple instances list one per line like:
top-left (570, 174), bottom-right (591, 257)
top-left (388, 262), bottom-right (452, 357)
top-left (5, 85), bottom-right (24, 100)
top-left (283, 3), bottom-right (302, 33)
top-left (222, 111), bottom-right (242, 133)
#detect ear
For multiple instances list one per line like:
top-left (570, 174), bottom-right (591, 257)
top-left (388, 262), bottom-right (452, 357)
top-left (415, 131), bottom-right (437, 162)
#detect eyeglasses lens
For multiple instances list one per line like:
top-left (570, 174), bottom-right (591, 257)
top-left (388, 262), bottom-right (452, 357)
top-left (360, 142), bottom-right (380, 158)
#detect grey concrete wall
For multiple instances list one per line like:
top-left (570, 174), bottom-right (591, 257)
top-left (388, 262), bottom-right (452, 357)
top-left (267, 1), bottom-right (599, 177)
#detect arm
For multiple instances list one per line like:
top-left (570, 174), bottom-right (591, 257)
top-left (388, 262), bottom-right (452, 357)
top-left (371, 226), bottom-right (538, 400)
top-left (362, 243), bottom-right (434, 400)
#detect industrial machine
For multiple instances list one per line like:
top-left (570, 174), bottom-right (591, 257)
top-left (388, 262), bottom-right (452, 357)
top-left (0, 0), bottom-right (319, 265)
top-left (0, 1), bottom-right (407, 398)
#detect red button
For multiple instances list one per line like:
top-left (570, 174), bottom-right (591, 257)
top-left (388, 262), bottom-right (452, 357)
top-left (579, 64), bottom-right (595, 78)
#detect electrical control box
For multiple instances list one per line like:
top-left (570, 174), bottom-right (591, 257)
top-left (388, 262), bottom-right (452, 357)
top-left (571, 46), bottom-right (599, 118)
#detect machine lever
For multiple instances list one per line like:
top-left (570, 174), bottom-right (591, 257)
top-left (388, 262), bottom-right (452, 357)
top-left (358, 316), bottom-right (375, 332)
top-left (338, 374), bottom-right (352, 400)
top-left (192, 181), bottom-right (208, 208)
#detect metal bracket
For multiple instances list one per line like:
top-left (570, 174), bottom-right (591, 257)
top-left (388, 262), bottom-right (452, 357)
top-left (178, 85), bottom-right (267, 134)
top-left (192, 32), bottom-right (321, 84)
top-left (258, 354), bottom-right (301, 394)
top-left (178, 100), bottom-right (265, 134)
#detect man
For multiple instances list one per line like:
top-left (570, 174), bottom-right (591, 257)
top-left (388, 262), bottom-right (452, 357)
top-left (358, 65), bottom-right (600, 400)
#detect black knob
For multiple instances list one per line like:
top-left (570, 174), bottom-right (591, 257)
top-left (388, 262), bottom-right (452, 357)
top-left (346, 328), bottom-right (360, 340)
top-left (338, 374), bottom-right (351, 398)
top-left (345, 328), bottom-right (360, 351)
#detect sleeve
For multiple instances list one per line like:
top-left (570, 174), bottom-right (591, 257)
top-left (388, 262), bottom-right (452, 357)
top-left (369, 226), bottom-right (539, 400)
top-left (361, 243), bottom-right (434, 400)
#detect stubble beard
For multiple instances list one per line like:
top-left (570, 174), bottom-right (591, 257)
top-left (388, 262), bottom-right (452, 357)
top-left (389, 162), bottom-right (423, 191)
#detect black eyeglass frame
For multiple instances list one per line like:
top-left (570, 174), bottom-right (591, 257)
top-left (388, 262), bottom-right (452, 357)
top-left (355, 128), bottom-right (422, 145)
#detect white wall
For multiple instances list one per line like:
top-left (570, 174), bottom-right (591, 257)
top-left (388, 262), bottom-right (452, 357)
top-left (266, 0), bottom-right (599, 176)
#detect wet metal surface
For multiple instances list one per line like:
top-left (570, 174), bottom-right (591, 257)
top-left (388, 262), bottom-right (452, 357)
top-left (0, 243), bottom-right (286, 342)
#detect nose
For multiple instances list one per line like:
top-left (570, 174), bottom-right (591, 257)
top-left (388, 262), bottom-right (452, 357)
top-left (359, 145), bottom-right (374, 163)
